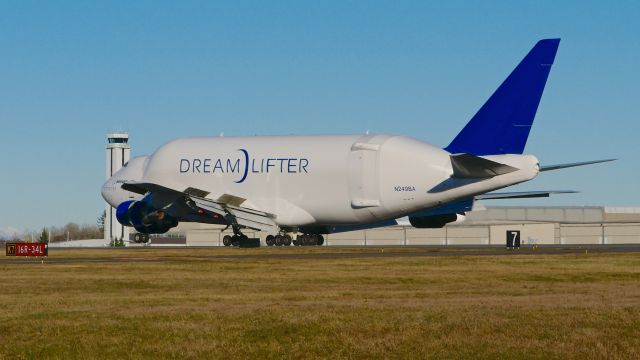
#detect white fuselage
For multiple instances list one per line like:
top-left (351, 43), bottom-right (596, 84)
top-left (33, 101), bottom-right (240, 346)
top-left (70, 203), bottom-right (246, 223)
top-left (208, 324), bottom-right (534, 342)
top-left (102, 134), bottom-right (539, 228)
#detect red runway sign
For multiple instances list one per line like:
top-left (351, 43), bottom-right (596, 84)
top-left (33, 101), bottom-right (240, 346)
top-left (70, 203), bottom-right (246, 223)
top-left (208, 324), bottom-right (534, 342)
top-left (5, 243), bottom-right (48, 257)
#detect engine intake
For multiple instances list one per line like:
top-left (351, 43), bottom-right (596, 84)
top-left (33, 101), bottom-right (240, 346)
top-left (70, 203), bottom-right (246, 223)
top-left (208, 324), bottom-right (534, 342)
top-left (116, 200), bottom-right (178, 234)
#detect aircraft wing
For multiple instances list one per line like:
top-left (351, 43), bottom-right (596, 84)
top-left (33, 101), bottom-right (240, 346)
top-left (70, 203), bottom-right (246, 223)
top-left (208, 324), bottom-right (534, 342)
top-left (121, 182), bottom-right (279, 233)
top-left (475, 190), bottom-right (577, 200)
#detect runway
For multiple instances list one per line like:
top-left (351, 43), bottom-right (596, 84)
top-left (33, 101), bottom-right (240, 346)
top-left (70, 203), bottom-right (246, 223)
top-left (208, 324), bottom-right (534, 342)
top-left (3, 244), bottom-right (640, 265)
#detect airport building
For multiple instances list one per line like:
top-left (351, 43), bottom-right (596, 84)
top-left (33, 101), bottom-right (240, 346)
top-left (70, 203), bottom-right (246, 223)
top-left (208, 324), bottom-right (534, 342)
top-left (104, 133), bottom-right (130, 244)
top-left (137, 205), bottom-right (640, 246)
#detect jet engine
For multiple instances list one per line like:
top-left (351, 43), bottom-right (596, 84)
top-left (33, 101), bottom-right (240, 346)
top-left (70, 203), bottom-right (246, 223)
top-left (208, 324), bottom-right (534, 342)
top-left (408, 213), bottom-right (465, 228)
top-left (115, 200), bottom-right (178, 234)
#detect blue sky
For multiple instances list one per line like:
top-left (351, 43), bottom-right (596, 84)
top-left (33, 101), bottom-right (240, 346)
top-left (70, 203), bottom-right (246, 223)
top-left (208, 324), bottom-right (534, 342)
top-left (1, 1), bottom-right (638, 234)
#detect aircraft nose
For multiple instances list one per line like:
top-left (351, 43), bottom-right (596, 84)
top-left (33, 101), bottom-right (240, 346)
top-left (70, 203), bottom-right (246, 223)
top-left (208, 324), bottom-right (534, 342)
top-left (101, 179), bottom-right (117, 207)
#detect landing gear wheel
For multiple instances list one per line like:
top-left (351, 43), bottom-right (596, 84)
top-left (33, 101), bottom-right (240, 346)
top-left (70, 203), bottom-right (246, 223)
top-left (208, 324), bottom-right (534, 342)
top-left (142, 234), bottom-right (150, 244)
top-left (295, 234), bottom-right (324, 246)
top-left (229, 224), bottom-right (248, 247)
top-left (133, 233), bottom-right (141, 243)
top-left (275, 235), bottom-right (283, 246)
top-left (266, 235), bottom-right (275, 246)
top-left (223, 235), bottom-right (232, 247)
top-left (283, 234), bottom-right (292, 246)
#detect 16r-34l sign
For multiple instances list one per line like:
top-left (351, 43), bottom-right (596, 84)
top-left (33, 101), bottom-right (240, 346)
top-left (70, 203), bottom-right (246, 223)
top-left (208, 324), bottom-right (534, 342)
top-left (5, 243), bottom-right (48, 257)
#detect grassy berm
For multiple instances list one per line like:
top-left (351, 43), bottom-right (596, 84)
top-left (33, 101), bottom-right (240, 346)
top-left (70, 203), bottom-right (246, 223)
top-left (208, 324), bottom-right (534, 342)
top-left (1, 248), bottom-right (639, 359)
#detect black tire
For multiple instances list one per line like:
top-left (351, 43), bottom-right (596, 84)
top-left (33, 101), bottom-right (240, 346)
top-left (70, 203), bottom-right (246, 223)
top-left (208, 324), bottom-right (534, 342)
top-left (142, 234), bottom-right (150, 243)
top-left (223, 235), bottom-right (232, 246)
top-left (283, 234), bottom-right (292, 246)
top-left (231, 235), bottom-right (240, 247)
top-left (133, 233), bottom-right (141, 243)
top-left (266, 235), bottom-right (275, 246)
top-left (275, 235), bottom-right (283, 246)
top-left (317, 235), bottom-right (324, 246)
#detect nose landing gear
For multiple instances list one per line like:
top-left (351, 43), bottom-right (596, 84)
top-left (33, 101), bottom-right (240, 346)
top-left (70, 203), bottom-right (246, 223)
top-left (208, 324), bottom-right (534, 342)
top-left (133, 233), bottom-right (150, 244)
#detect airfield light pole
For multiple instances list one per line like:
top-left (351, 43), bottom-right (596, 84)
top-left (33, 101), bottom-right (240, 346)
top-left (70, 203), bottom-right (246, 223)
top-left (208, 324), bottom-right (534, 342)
top-left (105, 133), bottom-right (131, 245)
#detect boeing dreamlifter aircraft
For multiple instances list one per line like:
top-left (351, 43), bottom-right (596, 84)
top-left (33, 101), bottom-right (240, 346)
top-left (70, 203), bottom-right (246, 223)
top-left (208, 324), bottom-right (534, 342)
top-left (102, 39), bottom-right (613, 246)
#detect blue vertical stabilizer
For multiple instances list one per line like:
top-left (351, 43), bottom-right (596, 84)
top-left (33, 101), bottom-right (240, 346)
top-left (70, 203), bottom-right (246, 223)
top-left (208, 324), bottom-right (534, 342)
top-left (445, 39), bottom-right (560, 155)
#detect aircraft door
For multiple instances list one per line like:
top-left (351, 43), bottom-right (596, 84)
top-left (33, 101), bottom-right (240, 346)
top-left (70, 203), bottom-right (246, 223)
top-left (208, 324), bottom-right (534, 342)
top-left (348, 139), bottom-right (382, 219)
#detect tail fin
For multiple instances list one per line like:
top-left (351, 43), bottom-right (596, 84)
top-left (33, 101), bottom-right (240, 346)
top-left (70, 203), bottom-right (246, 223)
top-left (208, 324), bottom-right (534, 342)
top-left (445, 39), bottom-right (560, 155)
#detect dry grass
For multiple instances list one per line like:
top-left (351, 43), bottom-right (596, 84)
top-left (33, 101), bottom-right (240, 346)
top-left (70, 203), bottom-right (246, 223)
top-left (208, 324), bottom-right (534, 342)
top-left (1, 248), bottom-right (639, 359)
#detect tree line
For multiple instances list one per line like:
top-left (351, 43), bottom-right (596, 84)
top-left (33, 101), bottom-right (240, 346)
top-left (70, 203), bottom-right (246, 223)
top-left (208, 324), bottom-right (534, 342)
top-left (1, 211), bottom-right (105, 243)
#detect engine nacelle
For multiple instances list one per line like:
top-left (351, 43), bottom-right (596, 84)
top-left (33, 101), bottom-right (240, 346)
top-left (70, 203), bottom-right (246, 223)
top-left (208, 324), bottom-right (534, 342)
top-left (115, 200), bottom-right (178, 234)
top-left (409, 213), bottom-right (464, 228)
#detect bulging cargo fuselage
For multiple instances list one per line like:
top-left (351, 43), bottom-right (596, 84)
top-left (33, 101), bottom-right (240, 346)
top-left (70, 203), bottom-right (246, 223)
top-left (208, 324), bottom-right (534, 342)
top-left (102, 134), bottom-right (539, 230)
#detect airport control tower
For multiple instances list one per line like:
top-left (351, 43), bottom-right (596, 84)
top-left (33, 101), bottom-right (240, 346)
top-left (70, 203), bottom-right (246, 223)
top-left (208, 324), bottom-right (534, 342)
top-left (105, 133), bottom-right (131, 244)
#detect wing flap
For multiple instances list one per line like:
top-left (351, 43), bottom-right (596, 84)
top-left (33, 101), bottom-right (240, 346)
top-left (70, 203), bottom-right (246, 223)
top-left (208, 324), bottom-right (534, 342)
top-left (192, 197), bottom-right (278, 233)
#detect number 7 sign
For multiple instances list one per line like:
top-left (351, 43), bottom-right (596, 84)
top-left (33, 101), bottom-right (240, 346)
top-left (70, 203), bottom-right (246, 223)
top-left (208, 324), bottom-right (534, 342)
top-left (507, 231), bottom-right (521, 248)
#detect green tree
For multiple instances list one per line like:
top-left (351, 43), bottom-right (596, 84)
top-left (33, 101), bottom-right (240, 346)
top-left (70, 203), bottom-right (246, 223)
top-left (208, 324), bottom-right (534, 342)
top-left (39, 228), bottom-right (49, 244)
top-left (111, 236), bottom-right (125, 247)
top-left (97, 211), bottom-right (106, 232)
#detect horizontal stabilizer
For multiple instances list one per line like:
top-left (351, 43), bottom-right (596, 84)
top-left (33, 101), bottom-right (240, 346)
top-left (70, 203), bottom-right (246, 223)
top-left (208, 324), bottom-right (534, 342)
top-left (540, 159), bottom-right (616, 172)
top-left (450, 153), bottom-right (519, 178)
top-left (476, 190), bottom-right (577, 200)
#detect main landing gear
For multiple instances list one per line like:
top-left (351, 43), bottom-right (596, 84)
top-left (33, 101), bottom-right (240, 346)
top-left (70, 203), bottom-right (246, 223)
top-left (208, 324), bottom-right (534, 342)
top-left (222, 224), bottom-right (249, 247)
top-left (265, 234), bottom-right (292, 246)
top-left (265, 234), bottom-right (324, 246)
top-left (294, 234), bottom-right (324, 246)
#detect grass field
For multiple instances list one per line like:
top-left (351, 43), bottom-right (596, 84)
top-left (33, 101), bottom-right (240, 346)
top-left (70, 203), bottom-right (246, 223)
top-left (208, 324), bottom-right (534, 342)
top-left (1, 247), bottom-right (639, 359)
